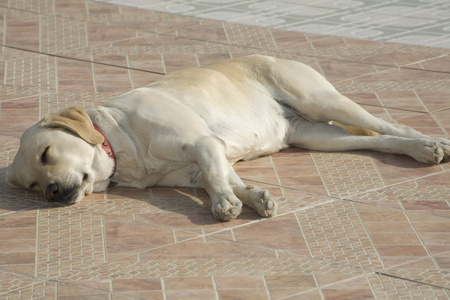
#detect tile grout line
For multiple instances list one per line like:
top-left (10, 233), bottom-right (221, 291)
top-left (383, 249), bottom-right (450, 273)
top-left (101, 214), bottom-right (107, 263)
top-left (90, 53), bottom-right (97, 94)
top-left (160, 53), bottom-right (167, 75)
top-left (265, 281), bottom-right (273, 300)
top-left (53, 56), bottom-right (58, 107)
top-left (84, 20), bottom-right (89, 48)
top-left (125, 54), bottom-right (134, 90)
top-left (2, 12), bottom-right (6, 48)
top-left (415, 90), bottom-right (450, 138)
top-left (312, 274), bottom-right (326, 300)
top-left (277, 272), bottom-right (379, 300)
top-left (2, 60), bottom-right (6, 87)
top-left (402, 53), bottom-right (449, 69)
top-left (350, 201), bottom-right (386, 271)
top-left (400, 207), bottom-right (441, 270)
top-left (309, 151), bottom-right (332, 197)
top-left (269, 155), bottom-right (285, 198)
top-left (221, 21), bottom-right (231, 46)
top-left (211, 276), bottom-right (220, 300)
top-left (294, 210), bottom-right (314, 259)
top-left (34, 209), bottom-right (41, 279)
top-left (160, 277), bottom-right (167, 300)
top-left (366, 272), bottom-right (378, 300)
top-left (0, 43), bottom-right (167, 75)
top-left (373, 91), bottom-right (405, 122)
top-left (375, 271), bottom-right (450, 291)
top-left (38, 14), bottom-right (42, 54)
top-left (366, 151), bottom-right (387, 188)
top-left (431, 110), bottom-right (450, 137)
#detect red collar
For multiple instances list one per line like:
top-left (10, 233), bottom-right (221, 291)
top-left (93, 125), bottom-right (117, 179)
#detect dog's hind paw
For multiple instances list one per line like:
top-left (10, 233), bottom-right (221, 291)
top-left (407, 138), bottom-right (448, 165)
top-left (437, 138), bottom-right (450, 162)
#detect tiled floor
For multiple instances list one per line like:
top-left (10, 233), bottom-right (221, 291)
top-left (0, 0), bottom-right (450, 299)
top-left (95, 0), bottom-right (450, 48)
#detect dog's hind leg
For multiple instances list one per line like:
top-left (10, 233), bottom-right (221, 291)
top-left (264, 57), bottom-right (426, 139)
top-left (262, 57), bottom-right (450, 162)
top-left (298, 92), bottom-right (427, 139)
top-left (287, 120), bottom-right (449, 164)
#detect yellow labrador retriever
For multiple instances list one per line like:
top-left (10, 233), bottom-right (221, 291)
top-left (6, 55), bottom-right (450, 220)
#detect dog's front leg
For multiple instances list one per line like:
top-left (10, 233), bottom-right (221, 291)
top-left (191, 136), bottom-right (242, 221)
top-left (227, 167), bottom-right (278, 218)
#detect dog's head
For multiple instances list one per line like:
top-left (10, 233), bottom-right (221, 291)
top-left (6, 107), bottom-right (114, 205)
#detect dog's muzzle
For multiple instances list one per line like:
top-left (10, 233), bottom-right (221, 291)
top-left (45, 182), bottom-right (79, 204)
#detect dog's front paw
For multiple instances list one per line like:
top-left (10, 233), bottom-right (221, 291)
top-left (254, 190), bottom-right (278, 218)
top-left (212, 195), bottom-right (242, 221)
top-left (233, 185), bottom-right (278, 218)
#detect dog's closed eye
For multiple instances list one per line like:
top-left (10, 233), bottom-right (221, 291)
top-left (41, 146), bottom-right (50, 164)
top-left (28, 182), bottom-right (38, 190)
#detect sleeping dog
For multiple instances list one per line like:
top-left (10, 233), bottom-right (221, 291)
top-left (6, 55), bottom-right (450, 220)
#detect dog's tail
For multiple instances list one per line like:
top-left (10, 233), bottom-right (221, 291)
top-left (331, 121), bottom-right (379, 136)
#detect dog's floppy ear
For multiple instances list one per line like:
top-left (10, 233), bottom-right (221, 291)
top-left (40, 107), bottom-right (104, 145)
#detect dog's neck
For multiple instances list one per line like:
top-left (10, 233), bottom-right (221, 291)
top-left (93, 124), bottom-right (117, 180)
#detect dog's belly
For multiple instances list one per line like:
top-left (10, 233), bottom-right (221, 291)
top-left (145, 67), bottom-right (291, 164)
top-left (205, 100), bottom-right (291, 163)
top-left (218, 118), bottom-right (290, 163)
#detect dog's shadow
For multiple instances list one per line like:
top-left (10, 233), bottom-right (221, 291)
top-left (0, 167), bottom-right (52, 212)
top-left (0, 166), bottom-right (258, 225)
top-left (104, 186), bottom-right (261, 225)
top-left (0, 150), bottom-right (439, 225)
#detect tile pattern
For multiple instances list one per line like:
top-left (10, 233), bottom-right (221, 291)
top-left (312, 151), bottom-right (385, 197)
top-left (37, 207), bottom-right (106, 278)
top-left (95, 0), bottom-right (450, 49)
top-left (0, 0), bottom-right (450, 299)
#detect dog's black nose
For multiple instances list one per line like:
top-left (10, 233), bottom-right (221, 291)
top-left (45, 183), bottom-right (61, 202)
